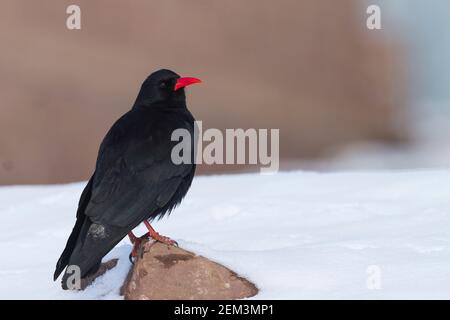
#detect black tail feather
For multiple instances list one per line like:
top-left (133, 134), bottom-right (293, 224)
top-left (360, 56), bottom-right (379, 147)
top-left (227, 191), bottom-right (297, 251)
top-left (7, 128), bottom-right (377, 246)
top-left (54, 175), bottom-right (95, 281)
top-left (53, 215), bottom-right (86, 281)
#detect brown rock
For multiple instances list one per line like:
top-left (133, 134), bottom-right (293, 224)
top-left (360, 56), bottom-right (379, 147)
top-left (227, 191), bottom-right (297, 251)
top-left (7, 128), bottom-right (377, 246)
top-left (121, 241), bottom-right (258, 300)
top-left (79, 258), bottom-right (118, 290)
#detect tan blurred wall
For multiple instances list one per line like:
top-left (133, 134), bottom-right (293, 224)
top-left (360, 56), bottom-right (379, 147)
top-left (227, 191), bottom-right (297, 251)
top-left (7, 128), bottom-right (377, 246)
top-left (0, 0), bottom-right (406, 184)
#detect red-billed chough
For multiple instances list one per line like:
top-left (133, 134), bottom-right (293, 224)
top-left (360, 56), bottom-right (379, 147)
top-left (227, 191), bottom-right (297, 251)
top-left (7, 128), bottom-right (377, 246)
top-left (53, 69), bottom-right (201, 289)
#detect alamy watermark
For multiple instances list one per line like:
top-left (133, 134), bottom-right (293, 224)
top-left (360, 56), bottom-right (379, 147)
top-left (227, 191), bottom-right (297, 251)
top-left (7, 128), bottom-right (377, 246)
top-left (66, 4), bottom-right (382, 31)
top-left (366, 265), bottom-right (382, 290)
top-left (366, 5), bottom-right (382, 30)
top-left (171, 121), bottom-right (279, 174)
top-left (64, 265), bottom-right (81, 290)
top-left (66, 5), bottom-right (81, 30)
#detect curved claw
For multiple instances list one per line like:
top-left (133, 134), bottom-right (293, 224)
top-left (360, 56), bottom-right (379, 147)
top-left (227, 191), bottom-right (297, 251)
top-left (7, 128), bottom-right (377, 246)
top-left (152, 234), bottom-right (178, 247)
top-left (128, 253), bottom-right (135, 264)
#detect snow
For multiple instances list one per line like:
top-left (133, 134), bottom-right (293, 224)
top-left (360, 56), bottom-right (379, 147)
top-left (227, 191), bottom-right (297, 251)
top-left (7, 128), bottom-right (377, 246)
top-left (1, 170), bottom-right (450, 299)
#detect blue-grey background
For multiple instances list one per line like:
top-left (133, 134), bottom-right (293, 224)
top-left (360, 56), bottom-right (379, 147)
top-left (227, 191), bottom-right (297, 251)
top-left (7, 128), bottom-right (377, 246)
top-left (384, 0), bottom-right (450, 111)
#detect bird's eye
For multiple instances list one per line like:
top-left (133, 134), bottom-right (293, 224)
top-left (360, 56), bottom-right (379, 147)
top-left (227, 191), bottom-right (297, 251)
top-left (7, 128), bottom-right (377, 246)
top-left (159, 82), bottom-right (167, 89)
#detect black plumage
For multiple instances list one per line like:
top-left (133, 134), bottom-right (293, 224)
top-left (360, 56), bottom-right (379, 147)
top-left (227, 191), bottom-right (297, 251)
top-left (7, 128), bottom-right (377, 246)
top-left (53, 69), bottom-right (199, 288)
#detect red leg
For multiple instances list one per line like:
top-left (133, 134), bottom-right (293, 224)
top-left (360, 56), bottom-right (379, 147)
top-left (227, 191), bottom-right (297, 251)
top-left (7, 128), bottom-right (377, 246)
top-left (128, 223), bottom-right (178, 262)
top-left (128, 231), bottom-right (149, 259)
top-left (128, 231), bottom-right (138, 244)
top-left (143, 220), bottom-right (178, 246)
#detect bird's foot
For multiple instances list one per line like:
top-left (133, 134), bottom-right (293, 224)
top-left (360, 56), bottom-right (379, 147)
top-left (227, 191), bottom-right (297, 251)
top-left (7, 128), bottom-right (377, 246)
top-left (144, 220), bottom-right (178, 246)
top-left (127, 223), bottom-right (178, 263)
top-left (148, 229), bottom-right (178, 247)
top-left (128, 232), bottom-right (150, 263)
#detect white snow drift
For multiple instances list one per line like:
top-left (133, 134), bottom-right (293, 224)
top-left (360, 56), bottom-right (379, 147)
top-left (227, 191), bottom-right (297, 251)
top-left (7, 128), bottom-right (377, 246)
top-left (0, 170), bottom-right (450, 299)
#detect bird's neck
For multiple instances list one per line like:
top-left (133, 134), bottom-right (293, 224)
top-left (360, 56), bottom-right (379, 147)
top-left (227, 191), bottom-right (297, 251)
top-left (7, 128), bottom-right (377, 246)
top-left (132, 99), bottom-right (187, 110)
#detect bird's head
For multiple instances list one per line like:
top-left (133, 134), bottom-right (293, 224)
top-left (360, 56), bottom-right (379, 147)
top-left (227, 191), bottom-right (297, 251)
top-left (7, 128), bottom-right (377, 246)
top-left (133, 69), bottom-right (201, 108)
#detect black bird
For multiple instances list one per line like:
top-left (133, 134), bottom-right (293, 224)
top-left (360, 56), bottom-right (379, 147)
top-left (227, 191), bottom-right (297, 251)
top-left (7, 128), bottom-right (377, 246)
top-left (53, 69), bottom-right (201, 289)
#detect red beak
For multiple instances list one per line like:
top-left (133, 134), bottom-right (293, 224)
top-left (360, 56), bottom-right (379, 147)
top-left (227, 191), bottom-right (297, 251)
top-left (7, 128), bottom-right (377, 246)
top-left (174, 77), bottom-right (202, 91)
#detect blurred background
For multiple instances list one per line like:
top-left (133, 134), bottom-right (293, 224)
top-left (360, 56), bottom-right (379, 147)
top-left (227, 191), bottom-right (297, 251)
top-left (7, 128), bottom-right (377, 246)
top-left (0, 0), bottom-right (448, 185)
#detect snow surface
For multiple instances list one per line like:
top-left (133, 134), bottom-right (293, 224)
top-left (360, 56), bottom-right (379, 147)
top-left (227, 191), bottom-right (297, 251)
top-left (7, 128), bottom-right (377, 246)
top-left (1, 170), bottom-right (450, 299)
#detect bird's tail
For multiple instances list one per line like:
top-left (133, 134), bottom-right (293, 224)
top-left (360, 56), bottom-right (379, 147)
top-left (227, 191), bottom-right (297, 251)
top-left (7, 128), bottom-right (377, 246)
top-left (53, 215), bottom-right (86, 281)
top-left (54, 175), bottom-right (95, 282)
